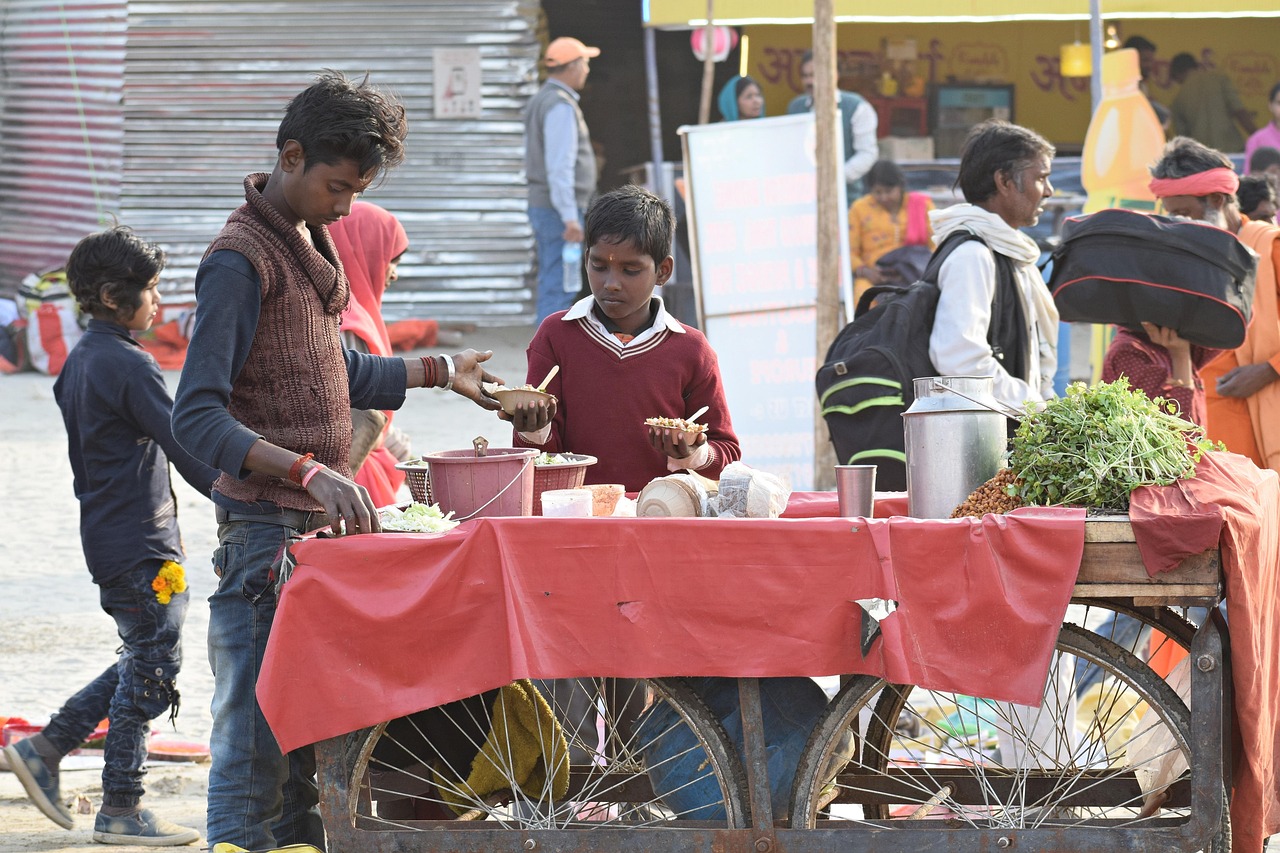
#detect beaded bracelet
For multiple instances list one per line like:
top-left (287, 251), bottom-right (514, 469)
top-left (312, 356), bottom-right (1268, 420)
top-left (288, 452), bottom-right (314, 485)
top-left (420, 355), bottom-right (437, 389)
top-left (441, 354), bottom-right (455, 392)
top-left (300, 463), bottom-right (325, 489)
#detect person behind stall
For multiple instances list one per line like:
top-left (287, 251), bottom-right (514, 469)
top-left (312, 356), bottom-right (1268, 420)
top-left (847, 159), bottom-right (935, 302)
top-left (787, 49), bottom-right (878, 198)
top-left (330, 200), bottom-right (414, 507)
top-left (1244, 82), bottom-right (1280, 170)
top-left (1169, 52), bottom-right (1257, 155)
top-left (1149, 136), bottom-right (1280, 474)
top-left (716, 74), bottom-right (765, 122)
top-left (1249, 145), bottom-right (1280, 179)
top-left (3, 226), bottom-right (217, 846)
top-left (1103, 323), bottom-right (1222, 427)
top-left (1239, 174), bottom-right (1278, 223)
top-left (172, 70), bottom-right (504, 852)
top-left (506, 184), bottom-right (828, 819)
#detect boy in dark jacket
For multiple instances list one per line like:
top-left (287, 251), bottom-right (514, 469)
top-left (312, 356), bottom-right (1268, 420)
top-left (4, 226), bottom-right (217, 845)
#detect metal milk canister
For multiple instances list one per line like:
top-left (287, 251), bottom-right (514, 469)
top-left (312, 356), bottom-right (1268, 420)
top-left (903, 375), bottom-right (1007, 518)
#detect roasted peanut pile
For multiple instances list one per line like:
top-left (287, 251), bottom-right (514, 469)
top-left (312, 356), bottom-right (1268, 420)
top-left (951, 469), bottom-right (1025, 518)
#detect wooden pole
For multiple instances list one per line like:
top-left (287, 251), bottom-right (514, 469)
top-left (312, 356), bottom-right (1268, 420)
top-left (813, 0), bottom-right (840, 489)
top-left (697, 1), bottom-right (716, 124)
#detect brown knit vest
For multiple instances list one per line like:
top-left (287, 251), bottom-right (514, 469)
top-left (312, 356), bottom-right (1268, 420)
top-left (206, 173), bottom-right (353, 510)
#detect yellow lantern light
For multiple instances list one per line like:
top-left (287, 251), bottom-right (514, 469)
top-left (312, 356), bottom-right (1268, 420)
top-left (1061, 42), bottom-right (1092, 77)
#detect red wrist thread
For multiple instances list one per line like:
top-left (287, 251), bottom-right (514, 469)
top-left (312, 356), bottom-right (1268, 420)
top-left (288, 452), bottom-right (314, 485)
top-left (300, 463), bottom-right (325, 489)
top-left (421, 355), bottom-right (436, 388)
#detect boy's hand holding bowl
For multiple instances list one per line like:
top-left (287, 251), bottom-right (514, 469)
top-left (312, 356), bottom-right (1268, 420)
top-left (489, 365), bottom-right (559, 432)
top-left (645, 405), bottom-right (708, 460)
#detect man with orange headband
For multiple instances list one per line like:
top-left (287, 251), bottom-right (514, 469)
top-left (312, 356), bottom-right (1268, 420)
top-left (1150, 136), bottom-right (1280, 472)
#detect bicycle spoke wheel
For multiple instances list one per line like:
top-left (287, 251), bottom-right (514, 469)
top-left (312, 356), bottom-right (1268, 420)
top-left (791, 624), bottom-right (1194, 828)
top-left (343, 677), bottom-right (749, 830)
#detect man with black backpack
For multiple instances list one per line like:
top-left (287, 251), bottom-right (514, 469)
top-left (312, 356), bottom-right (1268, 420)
top-left (815, 120), bottom-right (1059, 488)
top-left (929, 119), bottom-right (1060, 411)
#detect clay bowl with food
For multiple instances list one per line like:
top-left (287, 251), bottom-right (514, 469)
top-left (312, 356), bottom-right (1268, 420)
top-left (644, 416), bottom-right (709, 444)
top-left (487, 384), bottom-right (556, 417)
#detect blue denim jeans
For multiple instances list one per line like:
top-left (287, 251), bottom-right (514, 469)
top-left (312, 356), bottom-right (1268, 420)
top-left (42, 562), bottom-right (187, 809)
top-left (205, 514), bottom-right (324, 851)
top-left (529, 205), bottom-right (577, 324)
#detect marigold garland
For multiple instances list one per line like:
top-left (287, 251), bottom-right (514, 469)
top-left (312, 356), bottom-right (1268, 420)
top-left (152, 561), bottom-right (187, 605)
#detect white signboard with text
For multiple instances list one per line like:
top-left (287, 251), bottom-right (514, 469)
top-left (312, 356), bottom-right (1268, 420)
top-left (680, 113), bottom-right (850, 491)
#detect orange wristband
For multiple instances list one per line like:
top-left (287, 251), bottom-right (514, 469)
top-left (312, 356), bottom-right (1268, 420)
top-left (288, 452), bottom-right (314, 485)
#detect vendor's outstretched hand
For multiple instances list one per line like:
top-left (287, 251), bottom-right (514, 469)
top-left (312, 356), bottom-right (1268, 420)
top-left (305, 466), bottom-right (380, 536)
top-left (1217, 362), bottom-right (1280, 398)
top-left (648, 426), bottom-right (706, 460)
top-left (498, 397), bottom-right (558, 432)
top-left (451, 349), bottom-right (504, 411)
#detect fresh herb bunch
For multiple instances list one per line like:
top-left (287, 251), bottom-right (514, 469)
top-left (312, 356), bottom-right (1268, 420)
top-left (1008, 379), bottom-right (1218, 511)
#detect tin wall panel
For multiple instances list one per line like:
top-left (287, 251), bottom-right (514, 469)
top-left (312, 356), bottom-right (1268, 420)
top-left (119, 0), bottom-right (540, 323)
top-left (0, 1), bottom-right (126, 292)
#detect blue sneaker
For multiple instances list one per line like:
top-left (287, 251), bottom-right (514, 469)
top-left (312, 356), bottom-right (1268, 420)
top-left (92, 808), bottom-right (200, 847)
top-left (2, 738), bottom-right (73, 829)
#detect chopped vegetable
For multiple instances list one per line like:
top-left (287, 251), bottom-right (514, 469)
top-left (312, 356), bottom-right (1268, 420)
top-left (378, 502), bottom-right (459, 533)
top-left (534, 452), bottom-right (574, 466)
top-left (644, 416), bottom-right (708, 434)
top-left (1008, 379), bottom-right (1219, 511)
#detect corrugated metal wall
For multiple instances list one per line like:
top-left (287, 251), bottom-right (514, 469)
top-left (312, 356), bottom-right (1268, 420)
top-left (0, 0), bottom-right (126, 293)
top-left (0, 1), bottom-right (540, 324)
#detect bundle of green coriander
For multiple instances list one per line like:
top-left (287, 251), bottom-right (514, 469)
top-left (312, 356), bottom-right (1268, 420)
top-left (1008, 379), bottom-right (1219, 511)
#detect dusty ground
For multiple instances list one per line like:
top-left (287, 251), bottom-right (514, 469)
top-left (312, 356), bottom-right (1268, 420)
top-left (0, 325), bottom-right (535, 852)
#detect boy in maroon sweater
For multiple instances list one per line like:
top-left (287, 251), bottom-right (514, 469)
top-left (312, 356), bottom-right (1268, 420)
top-left (510, 185), bottom-right (740, 490)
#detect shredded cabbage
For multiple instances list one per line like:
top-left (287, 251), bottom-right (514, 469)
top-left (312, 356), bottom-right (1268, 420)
top-left (379, 502), bottom-right (459, 533)
top-left (534, 452), bottom-right (574, 466)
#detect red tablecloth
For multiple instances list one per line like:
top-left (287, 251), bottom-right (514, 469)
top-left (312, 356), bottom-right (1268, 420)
top-left (259, 504), bottom-right (1083, 754)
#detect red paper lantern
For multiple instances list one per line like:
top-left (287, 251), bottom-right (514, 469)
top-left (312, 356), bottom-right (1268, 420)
top-left (690, 26), bottom-right (739, 63)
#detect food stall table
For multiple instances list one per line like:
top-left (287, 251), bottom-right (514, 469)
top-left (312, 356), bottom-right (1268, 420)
top-left (259, 454), bottom-right (1279, 851)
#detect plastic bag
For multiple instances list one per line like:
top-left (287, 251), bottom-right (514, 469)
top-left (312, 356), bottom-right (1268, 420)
top-left (714, 462), bottom-right (791, 519)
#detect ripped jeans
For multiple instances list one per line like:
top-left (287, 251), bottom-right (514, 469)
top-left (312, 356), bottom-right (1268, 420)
top-left (42, 561), bottom-right (187, 809)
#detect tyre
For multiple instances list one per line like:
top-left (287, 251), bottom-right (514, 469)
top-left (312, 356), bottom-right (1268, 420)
top-left (791, 624), bottom-right (1201, 829)
top-left (341, 676), bottom-right (750, 829)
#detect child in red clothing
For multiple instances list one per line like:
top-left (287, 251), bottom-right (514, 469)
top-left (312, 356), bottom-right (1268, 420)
top-left (1102, 322), bottom-right (1221, 426)
top-left (509, 184), bottom-right (740, 490)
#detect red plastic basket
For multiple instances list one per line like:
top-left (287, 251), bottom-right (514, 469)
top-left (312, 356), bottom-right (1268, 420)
top-left (394, 461), bottom-right (433, 505)
top-left (532, 454), bottom-right (597, 515)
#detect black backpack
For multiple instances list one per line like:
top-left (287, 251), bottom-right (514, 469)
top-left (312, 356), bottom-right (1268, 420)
top-left (815, 232), bottom-right (1021, 491)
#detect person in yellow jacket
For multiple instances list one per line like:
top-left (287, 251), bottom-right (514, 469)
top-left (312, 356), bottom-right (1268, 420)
top-left (847, 160), bottom-right (934, 304)
top-left (1150, 136), bottom-right (1280, 473)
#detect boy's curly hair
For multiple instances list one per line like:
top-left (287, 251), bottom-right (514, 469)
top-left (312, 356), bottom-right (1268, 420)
top-left (278, 69), bottom-right (408, 180)
top-left (66, 226), bottom-right (167, 320)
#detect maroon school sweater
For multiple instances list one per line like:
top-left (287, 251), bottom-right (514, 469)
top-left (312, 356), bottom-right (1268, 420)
top-left (514, 312), bottom-right (741, 492)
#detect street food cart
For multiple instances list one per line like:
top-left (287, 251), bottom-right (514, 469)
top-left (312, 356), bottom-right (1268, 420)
top-left (259, 454), bottom-right (1278, 852)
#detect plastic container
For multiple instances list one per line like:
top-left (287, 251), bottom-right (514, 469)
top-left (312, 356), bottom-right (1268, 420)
top-left (532, 453), bottom-right (597, 515)
top-left (539, 488), bottom-right (593, 518)
top-left (1081, 48), bottom-right (1166, 214)
top-left (562, 241), bottom-right (583, 293)
top-left (394, 460), bottom-right (433, 504)
top-left (421, 448), bottom-right (536, 519)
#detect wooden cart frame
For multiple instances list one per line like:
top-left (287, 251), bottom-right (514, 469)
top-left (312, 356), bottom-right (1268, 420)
top-left (313, 517), bottom-right (1230, 852)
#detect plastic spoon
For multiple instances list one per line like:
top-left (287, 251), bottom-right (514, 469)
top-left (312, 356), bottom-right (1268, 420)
top-left (686, 405), bottom-right (709, 425)
top-left (536, 364), bottom-right (560, 392)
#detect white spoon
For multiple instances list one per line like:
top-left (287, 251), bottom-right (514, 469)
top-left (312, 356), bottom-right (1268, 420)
top-left (686, 405), bottom-right (709, 425)
top-left (536, 364), bottom-right (560, 392)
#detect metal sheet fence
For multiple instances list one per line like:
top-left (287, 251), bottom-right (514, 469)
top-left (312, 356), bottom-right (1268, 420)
top-left (0, 0), bottom-right (540, 324)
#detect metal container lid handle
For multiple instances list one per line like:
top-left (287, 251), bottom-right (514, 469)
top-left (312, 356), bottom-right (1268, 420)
top-left (930, 379), bottom-right (1025, 421)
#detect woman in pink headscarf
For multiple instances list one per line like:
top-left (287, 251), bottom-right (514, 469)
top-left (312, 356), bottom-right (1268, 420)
top-left (330, 201), bottom-right (412, 507)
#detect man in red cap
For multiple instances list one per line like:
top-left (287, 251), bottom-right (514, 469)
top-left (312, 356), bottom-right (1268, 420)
top-left (525, 36), bottom-right (601, 323)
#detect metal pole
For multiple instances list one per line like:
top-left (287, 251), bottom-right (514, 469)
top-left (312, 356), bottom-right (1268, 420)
top-left (643, 26), bottom-right (668, 199)
top-left (813, 0), bottom-right (839, 489)
top-left (697, 1), bottom-right (716, 125)
top-left (1089, 0), bottom-right (1104, 110)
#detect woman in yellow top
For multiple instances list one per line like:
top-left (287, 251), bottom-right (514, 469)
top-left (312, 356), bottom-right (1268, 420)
top-left (848, 160), bottom-right (935, 302)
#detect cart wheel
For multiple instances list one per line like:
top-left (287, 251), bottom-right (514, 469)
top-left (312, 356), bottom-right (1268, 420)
top-left (1068, 599), bottom-right (1197, 659)
top-left (336, 677), bottom-right (749, 830)
top-left (791, 624), bottom-right (1208, 831)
